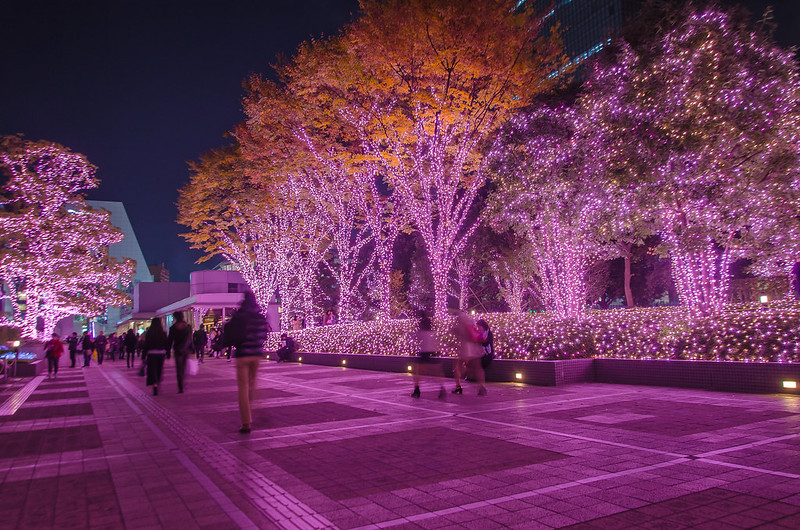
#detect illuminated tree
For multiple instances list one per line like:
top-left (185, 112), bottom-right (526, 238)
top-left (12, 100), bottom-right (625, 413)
top-left (490, 239), bottom-right (535, 313)
top-left (178, 146), bottom-right (331, 326)
top-left (361, 175), bottom-right (407, 319)
top-left (241, 71), bottom-right (411, 322)
top-left (283, 0), bottom-right (568, 317)
top-left (450, 257), bottom-right (473, 311)
top-left (583, 5), bottom-right (800, 314)
top-left (491, 104), bottom-right (608, 318)
top-left (275, 191), bottom-right (330, 330)
top-left (0, 138), bottom-right (134, 339)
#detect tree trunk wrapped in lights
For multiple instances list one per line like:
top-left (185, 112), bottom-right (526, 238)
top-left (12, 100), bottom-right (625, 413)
top-left (178, 147), bottom-right (331, 327)
top-left (451, 257), bottom-right (474, 312)
top-left (0, 138), bottom-right (134, 339)
top-left (361, 176), bottom-right (406, 320)
top-left (295, 131), bottom-right (383, 323)
top-left (582, 5), bottom-right (800, 314)
top-left (490, 104), bottom-right (606, 319)
top-left (491, 250), bottom-right (532, 314)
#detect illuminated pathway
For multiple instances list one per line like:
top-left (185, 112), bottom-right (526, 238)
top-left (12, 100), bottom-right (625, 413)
top-left (1, 358), bottom-right (800, 528)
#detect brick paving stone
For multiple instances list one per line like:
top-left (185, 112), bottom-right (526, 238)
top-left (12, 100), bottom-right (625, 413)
top-left (27, 390), bottom-right (90, 401)
top-left (263, 426), bottom-right (566, 500)
top-left (3, 360), bottom-right (800, 528)
top-left (0, 402), bottom-right (93, 422)
top-left (0, 424), bottom-right (102, 457)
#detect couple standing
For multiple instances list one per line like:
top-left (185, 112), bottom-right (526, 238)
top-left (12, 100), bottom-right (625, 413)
top-left (142, 312), bottom-right (193, 395)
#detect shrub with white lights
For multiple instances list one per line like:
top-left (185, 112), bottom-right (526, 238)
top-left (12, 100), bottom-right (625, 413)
top-left (268, 302), bottom-right (800, 363)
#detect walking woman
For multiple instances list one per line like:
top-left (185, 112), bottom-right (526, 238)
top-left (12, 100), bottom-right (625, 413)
top-left (43, 333), bottom-right (64, 379)
top-left (225, 291), bottom-right (269, 434)
top-left (143, 318), bottom-right (168, 396)
top-left (452, 311), bottom-right (487, 396)
top-left (411, 316), bottom-right (446, 399)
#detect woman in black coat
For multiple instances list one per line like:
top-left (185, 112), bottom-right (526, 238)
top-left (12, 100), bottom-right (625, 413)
top-left (143, 318), bottom-right (168, 395)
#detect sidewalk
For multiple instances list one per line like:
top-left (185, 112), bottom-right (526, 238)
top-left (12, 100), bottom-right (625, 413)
top-left (1, 357), bottom-right (800, 529)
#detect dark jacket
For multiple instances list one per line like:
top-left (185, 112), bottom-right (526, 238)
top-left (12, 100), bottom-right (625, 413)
top-left (143, 326), bottom-right (168, 354)
top-left (192, 328), bottom-right (208, 348)
top-left (81, 334), bottom-right (94, 350)
top-left (225, 292), bottom-right (269, 358)
top-left (167, 321), bottom-right (193, 356)
top-left (124, 330), bottom-right (137, 350)
top-left (66, 335), bottom-right (79, 352)
top-left (279, 336), bottom-right (296, 354)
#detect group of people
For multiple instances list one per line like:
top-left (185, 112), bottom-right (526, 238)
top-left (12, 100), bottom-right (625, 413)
top-left (411, 311), bottom-right (494, 399)
top-left (41, 298), bottom-right (494, 435)
top-left (136, 292), bottom-right (270, 434)
top-left (42, 328), bottom-right (143, 378)
top-left (140, 312), bottom-right (194, 395)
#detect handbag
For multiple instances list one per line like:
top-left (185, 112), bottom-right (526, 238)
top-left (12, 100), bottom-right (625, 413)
top-left (187, 357), bottom-right (199, 376)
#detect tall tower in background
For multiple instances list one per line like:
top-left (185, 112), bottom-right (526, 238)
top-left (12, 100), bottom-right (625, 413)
top-left (526, 0), bottom-right (644, 76)
top-left (82, 200), bottom-right (154, 334)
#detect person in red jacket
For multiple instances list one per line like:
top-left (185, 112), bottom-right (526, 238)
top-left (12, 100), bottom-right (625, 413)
top-left (44, 333), bottom-right (64, 379)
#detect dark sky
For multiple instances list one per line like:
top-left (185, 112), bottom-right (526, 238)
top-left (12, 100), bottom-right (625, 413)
top-left (1, 1), bottom-right (797, 282)
top-left (1, 1), bottom-right (359, 281)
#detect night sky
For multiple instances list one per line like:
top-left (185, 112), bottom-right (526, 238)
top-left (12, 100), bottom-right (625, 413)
top-left (1, 1), bottom-right (797, 281)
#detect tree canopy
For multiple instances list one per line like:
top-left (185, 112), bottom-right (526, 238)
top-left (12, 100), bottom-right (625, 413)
top-left (0, 137), bottom-right (134, 338)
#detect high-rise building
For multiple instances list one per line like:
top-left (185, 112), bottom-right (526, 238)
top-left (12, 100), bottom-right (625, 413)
top-left (81, 200), bottom-right (154, 335)
top-left (525, 0), bottom-right (644, 76)
top-left (148, 263), bottom-right (170, 283)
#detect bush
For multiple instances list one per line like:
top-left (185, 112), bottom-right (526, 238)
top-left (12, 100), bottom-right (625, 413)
top-left (268, 301), bottom-right (800, 362)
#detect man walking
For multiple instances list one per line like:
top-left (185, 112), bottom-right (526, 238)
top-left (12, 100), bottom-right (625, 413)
top-left (94, 331), bottom-right (107, 364)
top-left (81, 331), bottom-right (93, 367)
top-left (192, 327), bottom-right (208, 363)
top-left (124, 329), bottom-right (137, 368)
top-left (66, 332), bottom-right (79, 368)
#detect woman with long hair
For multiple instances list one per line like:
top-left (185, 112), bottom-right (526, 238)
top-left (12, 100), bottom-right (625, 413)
top-left (411, 316), bottom-right (446, 399)
top-left (143, 317), bottom-right (168, 395)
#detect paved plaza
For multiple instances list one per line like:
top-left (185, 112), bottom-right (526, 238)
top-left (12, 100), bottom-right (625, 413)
top-left (1, 358), bottom-right (800, 529)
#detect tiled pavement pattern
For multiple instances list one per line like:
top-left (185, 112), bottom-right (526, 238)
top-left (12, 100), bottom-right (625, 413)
top-left (1, 361), bottom-right (799, 529)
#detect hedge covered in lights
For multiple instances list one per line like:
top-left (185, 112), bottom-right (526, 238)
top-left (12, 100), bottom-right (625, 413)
top-left (267, 301), bottom-right (800, 362)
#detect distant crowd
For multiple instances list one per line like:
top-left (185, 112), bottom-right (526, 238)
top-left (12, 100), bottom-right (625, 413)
top-left (40, 302), bottom-right (493, 434)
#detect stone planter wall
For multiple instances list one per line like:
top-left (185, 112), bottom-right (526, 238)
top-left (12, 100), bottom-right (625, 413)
top-left (284, 352), bottom-right (800, 394)
top-left (594, 358), bottom-right (800, 394)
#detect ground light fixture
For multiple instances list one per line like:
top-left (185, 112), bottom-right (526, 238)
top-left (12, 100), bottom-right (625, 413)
top-left (760, 295), bottom-right (769, 303)
top-left (783, 381), bottom-right (797, 389)
top-left (407, 365), bottom-right (413, 371)
top-left (341, 359), bottom-right (347, 365)
top-left (515, 372), bottom-right (523, 380)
